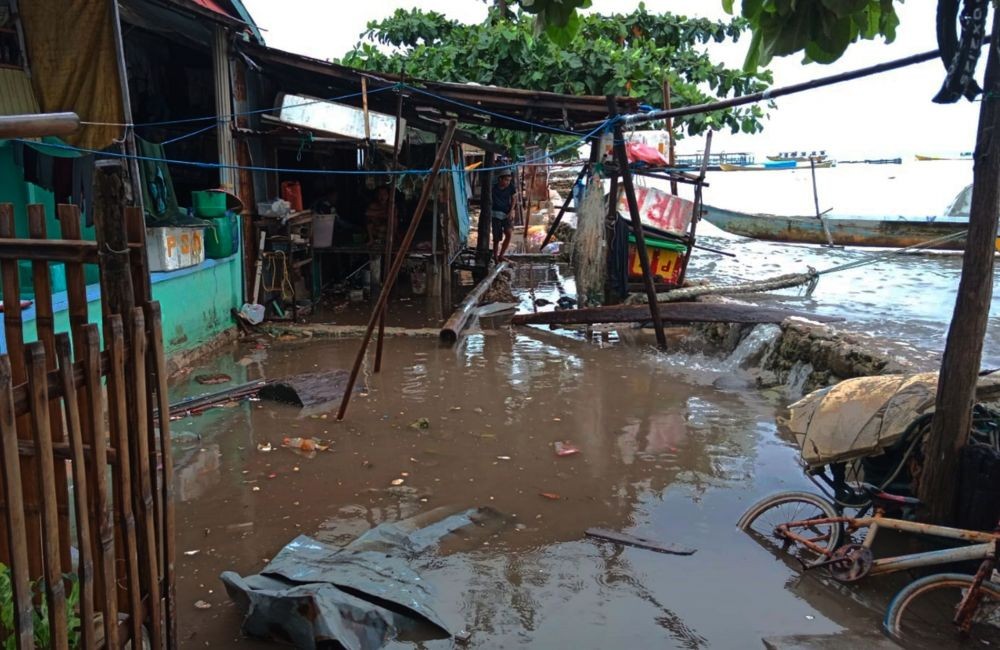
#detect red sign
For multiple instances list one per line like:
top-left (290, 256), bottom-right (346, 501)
top-left (618, 186), bottom-right (694, 235)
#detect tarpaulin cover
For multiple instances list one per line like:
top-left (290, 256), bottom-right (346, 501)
top-left (19, 0), bottom-right (124, 149)
top-left (786, 372), bottom-right (1000, 467)
top-left (222, 507), bottom-right (500, 650)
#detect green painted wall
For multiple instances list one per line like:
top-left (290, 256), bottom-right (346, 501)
top-left (150, 255), bottom-right (242, 353)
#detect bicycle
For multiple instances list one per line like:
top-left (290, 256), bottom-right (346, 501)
top-left (738, 486), bottom-right (1000, 644)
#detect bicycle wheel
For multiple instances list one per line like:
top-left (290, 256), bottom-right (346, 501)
top-left (884, 573), bottom-right (1000, 648)
top-left (737, 491), bottom-right (841, 566)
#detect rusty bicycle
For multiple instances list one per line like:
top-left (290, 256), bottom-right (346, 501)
top-left (738, 484), bottom-right (1000, 645)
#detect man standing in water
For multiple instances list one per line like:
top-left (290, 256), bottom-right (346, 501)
top-left (491, 170), bottom-right (517, 263)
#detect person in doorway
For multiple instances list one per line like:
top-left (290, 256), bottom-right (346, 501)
top-left (491, 170), bottom-right (517, 263)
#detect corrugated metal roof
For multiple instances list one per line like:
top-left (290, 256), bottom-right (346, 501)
top-left (0, 68), bottom-right (39, 116)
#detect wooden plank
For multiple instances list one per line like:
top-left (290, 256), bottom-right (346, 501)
top-left (0, 356), bottom-right (35, 650)
top-left (25, 343), bottom-right (69, 649)
top-left (81, 325), bottom-right (118, 649)
top-left (0, 204), bottom-right (39, 579)
top-left (509, 302), bottom-right (844, 326)
top-left (0, 112), bottom-right (79, 139)
top-left (125, 206), bottom-right (151, 305)
top-left (94, 166), bottom-right (136, 318)
top-left (145, 302), bottom-right (176, 649)
top-left (54, 334), bottom-right (96, 649)
top-left (105, 316), bottom-right (144, 648)
top-left (27, 206), bottom-right (73, 575)
top-left (129, 308), bottom-right (163, 650)
top-left (585, 528), bottom-right (696, 556)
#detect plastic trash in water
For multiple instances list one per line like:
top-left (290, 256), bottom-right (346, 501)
top-left (282, 437), bottom-right (330, 458)
top-left (553, 441), bottom-right (580, 457)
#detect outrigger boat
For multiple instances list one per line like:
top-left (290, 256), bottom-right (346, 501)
top-left (766, 151), bottom-right (828, 163)
top-left (702, 184), bottom-right (976, 251)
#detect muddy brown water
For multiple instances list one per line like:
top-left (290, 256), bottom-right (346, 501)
top-left (170, 313), bottom-right (937, 649)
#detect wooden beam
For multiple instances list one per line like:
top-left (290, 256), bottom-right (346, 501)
top-left (509, 302), bottom-right (844, 326)
top-left (0, 112), bottom-right (79, 139)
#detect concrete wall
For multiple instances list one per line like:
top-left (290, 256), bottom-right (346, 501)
top-left (0, 254), bottom-right (242, 358)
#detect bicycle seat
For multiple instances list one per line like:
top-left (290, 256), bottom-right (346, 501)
top-left (861, 482), bottom-right (922, 506)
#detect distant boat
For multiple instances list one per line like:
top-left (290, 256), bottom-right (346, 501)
top-left (767, 151), bottom-right (828, 163)
top-left (718, 159), bottom-right (834, 172)
top-left (702, 184), bottom-right (975, 250)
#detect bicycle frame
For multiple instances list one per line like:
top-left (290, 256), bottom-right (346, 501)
top-left (777, 513), bottom-right (999, 577)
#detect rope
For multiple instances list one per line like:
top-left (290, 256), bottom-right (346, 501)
top-left (625, 269), bottom-right (819, 305)
top-left (816, 229), bottom-right (968, 276)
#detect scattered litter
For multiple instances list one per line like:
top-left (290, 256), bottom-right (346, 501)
top-left (410, 418), bottom-right (430, 430)
top-left (449, 406), bottom-right (462, 411)
top-left (256, 442), bottom-right (273, 452)
top-left (183, 550), bottom-right (201, 556)
top-left (496, 456), bottom-right (511, 461)
top-left (584, 528), bottom-right (696, 556)
top-left (390, 478), bottom-right (405, 486)
top-left (553, 441), bottom-right (580, 457)
top-left (194, 600), bottom-right (212, 610)
top-left (281, 437), bottom-right (330, 459)
top-left (221, 507), bottom-right (506, 650)
top-left (539, 492), bottom-right (561, 500)
top-left (252, 486), bottom-right (261, 492)
top-left (455, 629), bottom-right (472, 644)
top-left (195, 373), bottom-right (231, 385)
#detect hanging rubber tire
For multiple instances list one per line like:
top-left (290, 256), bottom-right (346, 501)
top-left (883, 573), bottom-right (1000, 647)
top-left (737, 491), bottom-right (841, 566)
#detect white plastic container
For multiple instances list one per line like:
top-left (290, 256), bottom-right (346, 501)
top-left (146, 227), bottom-right (206, 272)
top-left (313, 214), bottom-right (335, 248)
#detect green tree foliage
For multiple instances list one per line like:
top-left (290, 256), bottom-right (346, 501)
top-left (722, 0), bottom-right (902, 70)
top-left (340, 5), bottom-right (773, 146)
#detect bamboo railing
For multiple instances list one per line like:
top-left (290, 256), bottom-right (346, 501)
top-left (0, 202), bottom-right (175, 649)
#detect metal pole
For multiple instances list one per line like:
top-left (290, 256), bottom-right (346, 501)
top-left (606, 96), bottom-right (667, 349)
top-left (373, 91), bottom-right (405, 373)
top-left (337, 121), bottom-right (458, 421)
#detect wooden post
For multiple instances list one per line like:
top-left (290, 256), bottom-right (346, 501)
top-left (678, 131), bottom-right (712, 287)
top-left (662, 79), bottom-right (678, 196)
top-left (361, 77), bottom-right (371, 142)
top-left (93, 163), bottom-right (136, 318)
top-left (810, 157), bottom-right (835, 246)
top-left (606, 96), bottom-right (667, 349)
top-left (374, 91), bottom-right (404, 373)
top-left (919, 10), bottom-right (1000, 524)
top-left (337, 121), bottom-right (458, 421)
top-left (0, 112), bottom-right (79, 139)
top-left (539, 160), bottom-right (590, 251)
top-left (476, 151), bottom-right (495, 273)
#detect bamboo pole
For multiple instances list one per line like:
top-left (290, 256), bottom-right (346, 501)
top-left (0, 356), bottom-right (35, 650)
top-left (105, 315), bottom-right (144, 648)
top-left (54, 334), bottom-right (96, 650)
top-left (678, 131), bottom-right (712, 287)
top-left (0, 204), bottom-right (39, 579)
top-left (374, 91), bottom-right (405, 373)
top-left (337, 121), bottom-right (458, 420)
top-left (27, 206), bottom-right (73, 574)
top-left (540, 145), bottom-right (597, 251)
top-left (25, 343), bottom-right (68, 649)
top-left (145, 303), bottom-right (176, 648)
top-left (810, 157), bottom-right (835, 246)
top-left (606, 96), bottom-right (667, 349)
top-left (662, 79), bottom-right (678, 196)
top-left (81, 325), bottom-right (118, 650)
top-left (128, 308), bottom-right (162, 650)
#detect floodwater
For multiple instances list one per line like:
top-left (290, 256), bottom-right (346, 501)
top-left (172, 268), bottom-right (924, 649)
top-left (171, 159), bottom-right (1000, 648)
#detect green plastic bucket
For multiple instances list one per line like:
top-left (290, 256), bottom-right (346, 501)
top-left (192, 190), bottom-right (227, 218)
top-left (205, 213), bottom-right (238, 259)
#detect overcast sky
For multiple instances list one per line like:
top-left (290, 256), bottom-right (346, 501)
top-left (241, 1), bottom-right (981, 158)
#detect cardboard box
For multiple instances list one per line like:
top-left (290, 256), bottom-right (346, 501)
top-left (146, 227), bottom-right (206, 272)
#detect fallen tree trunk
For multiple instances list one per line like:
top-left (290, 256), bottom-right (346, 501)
top-left (440, 261), bottom-right (510, 344)
top-left (510, 302), bottom-right (842, 326)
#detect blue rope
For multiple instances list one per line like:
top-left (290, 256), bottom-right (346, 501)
top-left (161, 122), bottom-right (218, 145)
